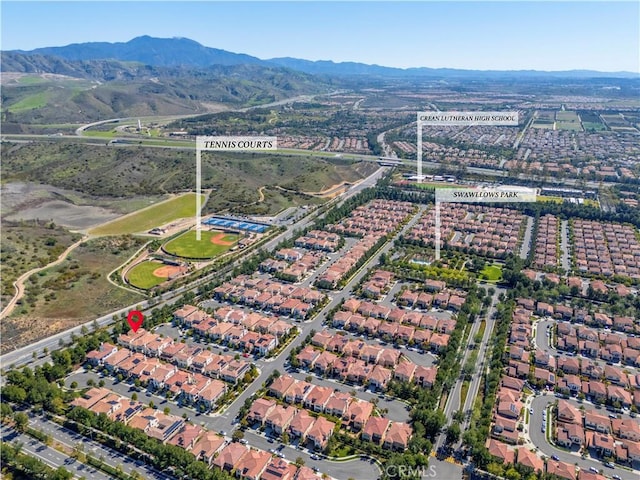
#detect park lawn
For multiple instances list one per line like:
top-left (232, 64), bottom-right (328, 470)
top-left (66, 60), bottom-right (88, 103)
top-left (89, 193), bottom-right (204, 235)
top-left (480, 264), bottom-right (503, 282)
top-left (163, 230), bottom-right (238, 259)
top-left (127, 261), bottom-right (167, 289)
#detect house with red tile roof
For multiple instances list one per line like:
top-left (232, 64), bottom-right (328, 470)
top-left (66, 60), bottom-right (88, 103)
top-left (261, 458), bottom-right (297, 480)
top-left (266, 404), bottom-right (297, 435)
top-left (546, 460), bottom-right (575, 480)
top-left (515, 448), bottom-right (543, 473)
top-left (383, 422), bottom-right (412, 451)
top-left (306, 416), bottom-right (335, 450)
top-left (86, 343), bottom-right (118, 366)
top-left (303, 385), bottom-right (333, 413)
top-left (213, 442), bottom-right (249, 472)
top-left (248, 398), bottom-right (277, 425)
top-left (346, 399), bottom-right (374, 431)
top-left (237, 448), bottom-right (272, 480)
top-left (361, 416), bottom-right (390, 444)
top-left (166, 423), bottom-right (204, 450)
top-left (191, 431), bottom-right (225, 466)
top-left (269, 374), bottom-right (297, 399)
top-left (486, 438), bottom-right (515, 464)
top-left (289, 410), bottom-right (315, 440)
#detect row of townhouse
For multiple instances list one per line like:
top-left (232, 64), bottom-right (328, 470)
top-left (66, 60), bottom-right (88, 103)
top-left (572, 219), bottom-right (640, 279)
top-left (71, 387), bottom-right (323, 480)
top-left (86, 343), bottom-right (227, 410)
top-left (361, 270), bottom-right (395, 299)
top-left (294, 230), bottom-right (341, 252)
top-left (296, 343), bottom-right (437, 391)
top-left (527, 297), bottom-right (638, 335)
top-left (556, 399), bottom-right (640, 465)
top-left (262, 376), bottom-right (413, 451)
top-left (113, 328), bottom-right (252, 384)
top-left (331, 313), bottom-right (451, 352)
top-left (555, 323), bottom-right (640, 366)
top-left (247, 397), bottom-right (336, 450)
top-left (325, 199), bottom-right (415, 239)
top-left (174, 305), bottom-right (294, 356)
top-left (487, 435), bottom-right (619, 480)
top-left (522, 270), bottom-right (635, 299)
top-left (260, 248), bottom-right (325, 283)
top-left (213, 275), bottom-right (325, 319)
top-left (310, 331), bottom-right (404, 365)
top-left (532, 214), bottom-right (560, 270)
top-left (213, 441), bottom-right (322, 480)
top-left (405, 204), bottom-right (525, 259)
top-left (315, 235), bottom-right (381, 289)
top-left (342, 296), bottom-right (459, 330)
top-left (396, 286), bottom-right (467, 311)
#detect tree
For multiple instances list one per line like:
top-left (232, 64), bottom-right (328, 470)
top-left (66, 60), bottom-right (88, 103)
top-left (52, 466), bottom-right (73, 480)
top-left (13, 412), bottom-right (29, 432)
top-left (131, 392), bottom-right (138, 401)
top-left (232, 430), bottom-right (245, 442)
top-left (446, 422), bottom-right (461, 444)
top-left (281, 431), bottom-right (290, 445)
top-left (295, 456), bottom-right (305, 467)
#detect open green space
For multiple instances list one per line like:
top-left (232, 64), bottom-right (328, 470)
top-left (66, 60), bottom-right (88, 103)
top-left (479, 264), bottom-right (503, 282)
top-left (582, 122), bottom-right (607, 132)
top-left (6, 91), bottom-right (50, 112)
top-left (89, 193), bottom-right (204, 236)
top-left (0, 220), bottom-right (83, 304)
top-left (556, 111), bottom-right (580, 122)
top-left (556, 122), bottom-right (583, 131)
top-left (126, 261), bottom-right (167, 289)
top-left (1, 236), bottom-right (145, 354)
top-left (163, 230), bottom-right (238, 259)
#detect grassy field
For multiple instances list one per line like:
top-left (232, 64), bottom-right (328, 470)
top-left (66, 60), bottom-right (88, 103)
top-left (126, 261), bottom-right (167, 289)
top-left (163, 230), bottom-right (238, 259)
top-left (556, 122), bottom-right (583, 131)
top-left (479, 264), bottom-right (503, 282)
top-left (89, 193), bottom-right (204, 235)
top-left (6, 91), bottom-right (50, 112)
top-left (1, 236), bottom-right (145, 354)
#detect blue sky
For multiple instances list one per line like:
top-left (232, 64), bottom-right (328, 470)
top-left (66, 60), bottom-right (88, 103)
top-left (2, 1), bottom-right (638, 72)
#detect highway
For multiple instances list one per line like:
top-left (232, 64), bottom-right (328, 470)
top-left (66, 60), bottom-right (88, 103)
top-left (2, 131), bottom-right (616, 191)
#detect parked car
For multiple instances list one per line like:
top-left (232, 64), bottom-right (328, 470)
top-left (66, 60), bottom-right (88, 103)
top-left (551, 455), bottom-right (559, 461)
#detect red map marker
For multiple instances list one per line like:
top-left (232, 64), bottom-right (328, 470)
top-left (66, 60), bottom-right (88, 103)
top-left (127, 310), bottom-right (144, 333)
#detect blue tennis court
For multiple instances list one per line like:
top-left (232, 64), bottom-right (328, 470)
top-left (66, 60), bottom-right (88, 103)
top-left (203, 217), bottom-right (269, 233)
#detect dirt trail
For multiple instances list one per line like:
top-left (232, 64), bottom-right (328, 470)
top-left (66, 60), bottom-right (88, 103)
top-left (1, 236), bottom-right (88, 319)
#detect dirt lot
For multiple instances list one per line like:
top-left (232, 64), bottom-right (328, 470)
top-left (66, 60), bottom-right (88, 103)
top-left (2, 182), bottom-right (120, 230)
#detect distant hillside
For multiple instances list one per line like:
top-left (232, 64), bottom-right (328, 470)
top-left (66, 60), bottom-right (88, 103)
top-left (13, 35), bottom-right (268, 68)
top-left (1, 52), bottom-right (332, 125)
top-left (8, 36), bottom-right (637, 79)
top-left (268, 57), bottom-right (640, 79)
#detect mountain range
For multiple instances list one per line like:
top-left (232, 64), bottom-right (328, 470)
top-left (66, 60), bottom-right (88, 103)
top-left (9, 35), bottom-right (639, 79)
